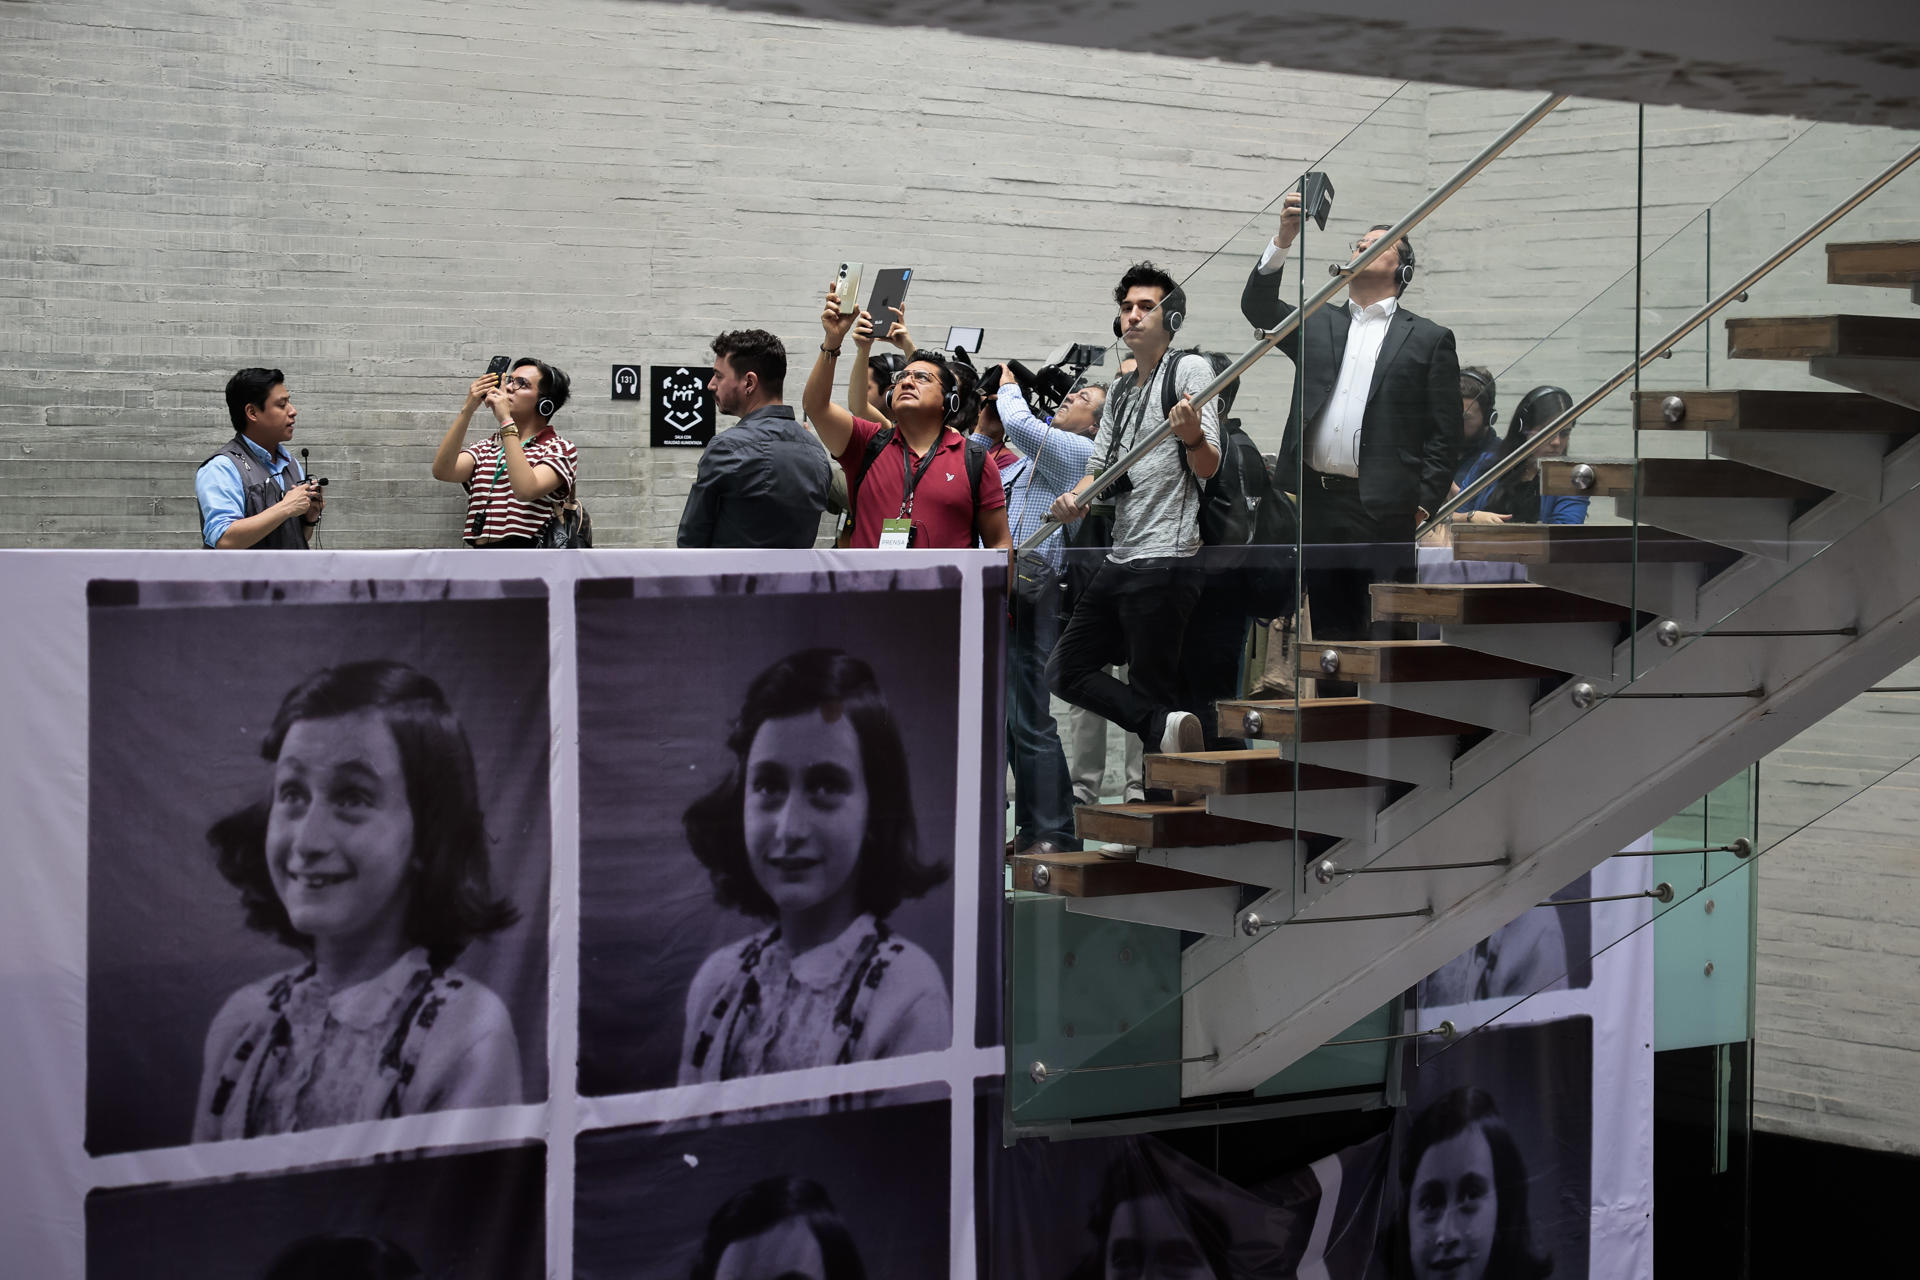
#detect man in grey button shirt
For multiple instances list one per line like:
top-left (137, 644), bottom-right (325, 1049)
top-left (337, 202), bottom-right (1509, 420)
top-left (678, 329), bottom-right (833, 548)
top-left (1046, 263), bottom-right (1223, 800)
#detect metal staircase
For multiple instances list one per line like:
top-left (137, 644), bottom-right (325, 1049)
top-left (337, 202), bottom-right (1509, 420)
top-left (1011, 238), bottom-right (1920, 1103)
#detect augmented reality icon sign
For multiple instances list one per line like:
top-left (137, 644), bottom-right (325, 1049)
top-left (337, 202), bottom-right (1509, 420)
top-left (650, 365), bottom-right (715, 448)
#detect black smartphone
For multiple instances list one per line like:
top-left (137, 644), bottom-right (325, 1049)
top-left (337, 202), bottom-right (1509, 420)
top-left (1300, 171), bottom-right (1334, 230)
top-left (866, 268), bottom-right (913, 335)
top-left (484, 354), bottom-right (511, 380)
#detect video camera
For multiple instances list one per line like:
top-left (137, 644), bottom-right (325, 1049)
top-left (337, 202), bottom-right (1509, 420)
top-left (981, 342), bottom-right (1107, 419)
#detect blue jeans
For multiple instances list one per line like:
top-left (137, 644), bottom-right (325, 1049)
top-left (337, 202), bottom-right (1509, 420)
top-left (1009, 567), bottom-right (1079, 849)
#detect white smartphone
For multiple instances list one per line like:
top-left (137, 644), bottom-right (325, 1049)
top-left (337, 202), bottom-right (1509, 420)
top-left (834, 262), bottom-right (864, 316)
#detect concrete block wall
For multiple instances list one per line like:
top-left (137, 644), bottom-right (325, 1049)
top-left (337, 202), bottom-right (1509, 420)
top-left (0, 0), bottom-right (1410, 548)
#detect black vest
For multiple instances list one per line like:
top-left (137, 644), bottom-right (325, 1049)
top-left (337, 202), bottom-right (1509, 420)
top-left (198, 436), bottom-right (307, 549)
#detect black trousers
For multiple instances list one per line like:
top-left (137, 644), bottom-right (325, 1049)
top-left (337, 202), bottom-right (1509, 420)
top-left (1047, 555), bottom-right (1204, 775)
top-left (1300, 476), bottom-right (1417, 697)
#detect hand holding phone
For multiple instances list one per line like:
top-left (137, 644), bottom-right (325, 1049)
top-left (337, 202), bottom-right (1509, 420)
top-left (834, 262), bottom-right (864, 317)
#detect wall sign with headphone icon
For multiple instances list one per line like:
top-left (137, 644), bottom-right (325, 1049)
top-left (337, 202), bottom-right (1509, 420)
top-left (611, 364), bottom-right (642, 401)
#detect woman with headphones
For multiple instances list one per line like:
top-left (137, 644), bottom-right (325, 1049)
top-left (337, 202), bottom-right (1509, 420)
top-left (432, 357), bottom-right (580, 547)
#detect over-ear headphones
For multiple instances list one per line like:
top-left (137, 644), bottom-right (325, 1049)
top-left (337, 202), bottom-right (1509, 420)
top-left (1395, 240), bottom-right (1417, 289)
top-left (1512, 385), bottom-right (1574, 437)
top-left (1459, 367), bottom-right (1497, 427)
top-left (889, 358), bottom-right (962, 425)
top-left (1114, 286), bottom-right (1187, 338)
top-left (537, 396), bottom-right (557, 419)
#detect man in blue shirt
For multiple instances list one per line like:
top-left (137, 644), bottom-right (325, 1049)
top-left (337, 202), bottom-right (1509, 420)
top-left (993, 367), bottom-right (1105, 854)
top-left (194, 368), bottom-right (323, 549)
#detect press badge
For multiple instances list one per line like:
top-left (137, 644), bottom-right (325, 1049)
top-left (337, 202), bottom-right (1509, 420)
top-left (879, 517), bottom-right (914, 549)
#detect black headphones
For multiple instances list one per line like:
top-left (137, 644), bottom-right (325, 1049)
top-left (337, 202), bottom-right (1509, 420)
top-left (1394, 239), bottom-right (1416, 289)
top-left (537, 395), bottom-right (557, 419)
top-left (1460, 368), bottom-right (1497, 427)
top-left (885, 359), bottom-right (961, 424)
top-left (1113, 285), bottom-right (1187, 339)
top-left (1512, 385), bottom-right (1573, 436)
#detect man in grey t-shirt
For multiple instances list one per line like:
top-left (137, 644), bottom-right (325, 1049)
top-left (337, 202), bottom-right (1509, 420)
top-left (1046, 263), bottom-right (1222, 814)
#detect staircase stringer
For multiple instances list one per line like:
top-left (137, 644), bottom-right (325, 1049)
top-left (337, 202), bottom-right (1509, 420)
top-left (1179, 482), bottom-right (1920, 1096)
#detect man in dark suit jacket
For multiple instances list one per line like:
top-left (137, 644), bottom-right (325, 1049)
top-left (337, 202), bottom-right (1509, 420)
top-left (1240, 193), bottom-right (1462, 690)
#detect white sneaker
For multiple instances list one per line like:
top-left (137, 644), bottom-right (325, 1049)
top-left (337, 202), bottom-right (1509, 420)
top-left (1098, 843), bottom-right (1139, 860)
top-left (1159, 710), bottom-right (1204, 755)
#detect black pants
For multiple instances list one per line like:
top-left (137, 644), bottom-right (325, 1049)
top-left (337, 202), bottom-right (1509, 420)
top-left (1047, 555), bottom-right (1204, 779)
top-left (1301, 477), bottom-right (1417, 697)
top-left (1179, 584), bottom-right (1253, 751)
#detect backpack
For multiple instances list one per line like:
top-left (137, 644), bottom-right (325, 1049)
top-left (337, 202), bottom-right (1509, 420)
top-left (1160, 350), bottom-right (1261, 548)
top-left (847, 426), bottom-right (989, 547)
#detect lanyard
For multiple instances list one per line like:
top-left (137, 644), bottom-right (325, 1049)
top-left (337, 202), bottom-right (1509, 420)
top-left (896, 433), bottom-right (942, 519)
top-left (489, 428), bottom-right (550, 489)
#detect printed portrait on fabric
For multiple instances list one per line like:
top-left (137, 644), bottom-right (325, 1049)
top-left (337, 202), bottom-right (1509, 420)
top-left (86, 1142), bottom-right (545, 1279)
top-left (575, 569), bottom-right (962, 1098)
top-left (85, 580), bottom-right (552, 1156)
top-left (574, 1093), bottom-right (951, 1279)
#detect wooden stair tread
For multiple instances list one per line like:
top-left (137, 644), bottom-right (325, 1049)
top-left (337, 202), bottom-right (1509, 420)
top-left (1300, 639), bottom-right (1559, 682)
top-left (1371, 582), bottom-right (1628, 625)
top-left (1452, 523), bottom-right (1740, 566)
top-left (1145, 750), bottom-right (1386, 794)
top-left (1215, 695), bottom-right (1475, 741)
top-left (1634, 389), bottom-right (1920, 434)
top-left (1538, 458), bottom-right (1827, 501)
top-left (1726, 314), bottom-right (1920, 362)
top-left (1010, 849), bottom-right (1238, 898)
top-left (1075, 802), bottom-right (1285, 847)
top-left (1827, 239), bottom-right (1920, 287)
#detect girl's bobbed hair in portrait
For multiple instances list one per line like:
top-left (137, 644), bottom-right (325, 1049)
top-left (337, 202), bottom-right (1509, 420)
top-left (1391, 1085), bottom-right (1554, 1280)
top-left (689, 1175), bottom-right (868, 1280)
top-left (684, 648), bottom-right (948, 922)
top-left (1066, 1147), bottom-right (1232, 1280)
top-left (261, 1233), bottom-right (422, 1280)
top-left (206, 659), bottom-right (518, 967)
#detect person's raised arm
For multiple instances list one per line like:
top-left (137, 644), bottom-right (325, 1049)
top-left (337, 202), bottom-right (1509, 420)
top-left (1241, 190), bottom-right (1304, 345)
top-left (482, 386), bottom-right (564, 502)
top-left (845, 309), bottom-right (891, 429)
top-left (996, 372), bottom-right (1091, 495)
top-left (803, 284), bottom-right (862, 459)
top-left (431, 374), bottom-right (493, 485)
top-left (1048, 387), bottom-right (1120, 525)
top-left (880, 304), bottom-right (915, 358)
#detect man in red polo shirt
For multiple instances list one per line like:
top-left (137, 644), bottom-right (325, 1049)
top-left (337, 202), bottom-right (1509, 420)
top-left (803, 285), bottom-right (1010, 550)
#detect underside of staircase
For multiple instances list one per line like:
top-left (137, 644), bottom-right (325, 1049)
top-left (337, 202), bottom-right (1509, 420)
top-left (1012, 239), bottom-right (1920, 1101)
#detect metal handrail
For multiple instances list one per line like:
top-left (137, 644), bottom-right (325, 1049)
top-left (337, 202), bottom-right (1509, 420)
top-left (1016, 91), bottom-right (1568, 553)
top-left (1420, 141), bottom-right (1920, 538)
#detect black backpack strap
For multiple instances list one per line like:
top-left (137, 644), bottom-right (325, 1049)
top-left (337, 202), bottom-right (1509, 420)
top-left (963, 436), bottom-right (989, 547)
top-left (846, 426), bottom-right (895, 528)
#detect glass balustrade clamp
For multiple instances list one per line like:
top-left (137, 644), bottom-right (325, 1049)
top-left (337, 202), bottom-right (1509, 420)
top-left (1015, 92), bottom-right (1569, 554)
top-left (1313, 856), bottom-right (1510, 884)
top-left (1655, 619), bottom-right (1857, 647)
top-left (1544, 882), bottom-right (1675, 908)
top-left (1325, 1020), bottom-right (1457, 1048)
top-left (1239, 906), bottom-right (1434, 936)
top-left (1612, 837), bottom-right (1753, 858)
top-left (1423, 140), bottom-right (1920, 539)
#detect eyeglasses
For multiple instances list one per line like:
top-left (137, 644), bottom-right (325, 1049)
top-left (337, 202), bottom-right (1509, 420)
top-left (504, 375), bottom-right (536, 391)
top-left (890, 368), bottom-right (940, 388)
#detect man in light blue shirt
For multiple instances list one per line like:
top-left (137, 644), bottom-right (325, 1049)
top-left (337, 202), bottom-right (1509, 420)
top-left (991, 367), bottom-right (1105, 854)
top-left (194, 367), bottom-right (323, 549)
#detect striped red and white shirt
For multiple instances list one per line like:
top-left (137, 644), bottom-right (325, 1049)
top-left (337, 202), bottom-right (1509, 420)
top-left (461, 429), bottom-right (579, 545)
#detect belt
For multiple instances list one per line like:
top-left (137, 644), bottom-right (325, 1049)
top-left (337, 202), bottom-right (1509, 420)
top-left (1307, 468), bottom-right (1361, 492)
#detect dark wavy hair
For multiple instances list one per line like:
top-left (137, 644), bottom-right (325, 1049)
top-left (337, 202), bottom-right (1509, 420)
top-left (1068, 1149), bottom-right (1232, 1280)
top-left (689, 1175), bottom-right (867, 1280)
top-left (1113, 261), bottom-right (1187, 335)
top-left (713, 328), bottom-right (788, 398)
top-left (261, 1234), bottom-right (422, 1280)
top-left (206, 660), bottom-right (519, 967)
top-left (512, 356), bottom-right (571, 417)
top-left (683, 648), bottom-right (948, 922)
top-left (1390, 1086), bottom-right (1553, 1280)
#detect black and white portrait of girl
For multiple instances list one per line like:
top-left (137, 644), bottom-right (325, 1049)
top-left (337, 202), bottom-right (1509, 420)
top-left (85, 581), bottom-right (550, 1156)
top-left (194, 660), bottom-right (523, 1141)
top-left (576, 570), bottom-right (962, 1098)
top-left (678, 648), bottom-right (951, 1083)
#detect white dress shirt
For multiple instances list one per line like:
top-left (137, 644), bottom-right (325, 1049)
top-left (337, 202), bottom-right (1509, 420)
top-left (1309, 295), bottom-right (1397, 477)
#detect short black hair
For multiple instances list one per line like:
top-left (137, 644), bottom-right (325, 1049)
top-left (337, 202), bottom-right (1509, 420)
top-left (689, 1176), bottom-right (867, 1280)
top-left (1367, 224), bottom-right (1417, 296)
top-left (712, 329), bottom-right (788, 398)
top-left (207, 660), bottom-right (519, 967)
top-left (683, 648), bottom-right (948, 922)
top-left (262, 1235), bottom-right (422, 1280)
top-left (225, 368), bottom-right (286, 435)
top-left (512, 357), bottom-right (571, 417)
